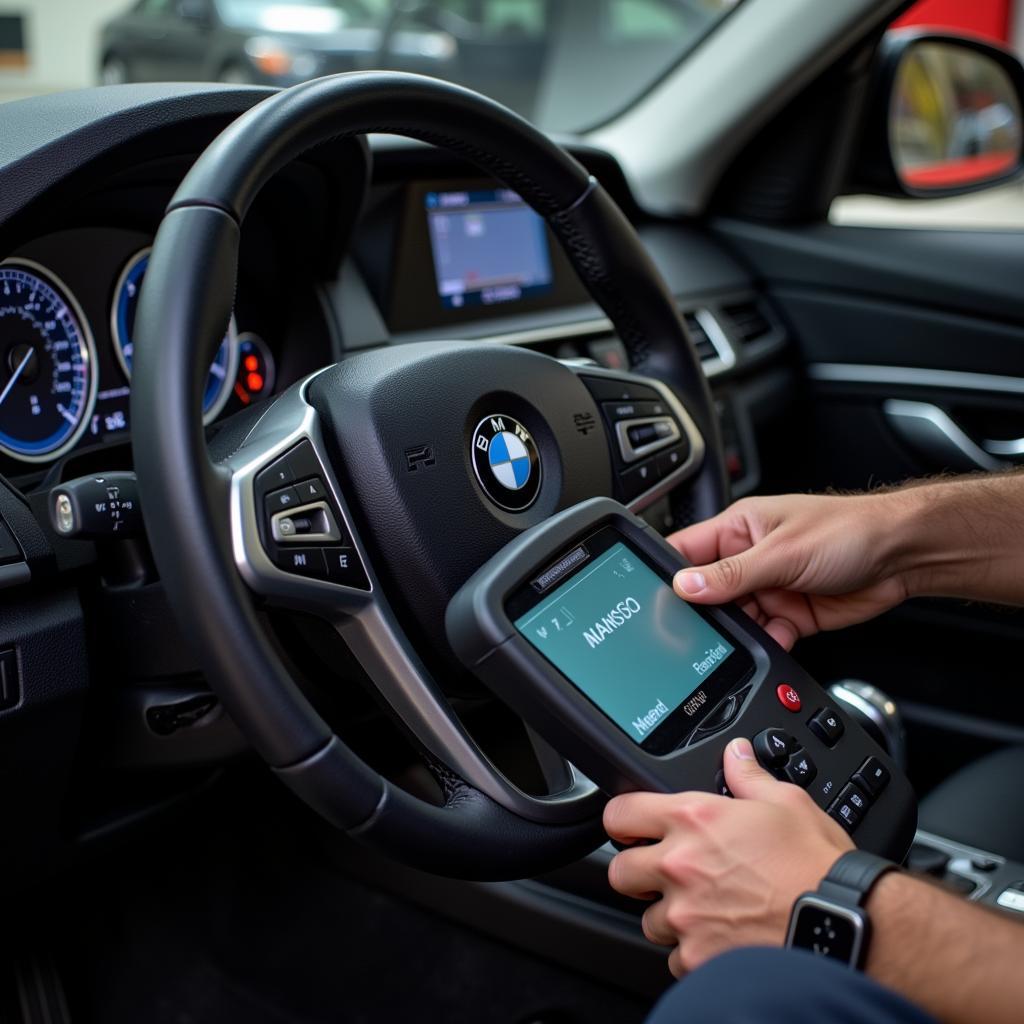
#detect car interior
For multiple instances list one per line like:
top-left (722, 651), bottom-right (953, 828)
top-left (1, 0), bottom-right (1024, 1021)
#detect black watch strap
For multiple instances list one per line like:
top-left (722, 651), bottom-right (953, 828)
top-left (817, 850), bottom-right (897, 908)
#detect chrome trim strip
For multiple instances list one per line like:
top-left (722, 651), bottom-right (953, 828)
top-left (914, 830), bottom-right (1003, 903)
top-left (475, 308), bottom-right (737, 379)
top-left (225, 378), bottom-right (600, 824)
top-left (808, 363), bottom-right (1024, 397)
top-left (692, 308), bottom-right (737, 376)
top-left (477, 317), bottom-right (613, 348)
top-left (983, 436), bottom-right (1024, 457)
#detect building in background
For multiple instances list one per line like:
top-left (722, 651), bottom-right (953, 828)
top-left (896, 0), bottom-right (1023, 51)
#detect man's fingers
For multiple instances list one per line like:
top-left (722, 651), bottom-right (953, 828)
top-left (608, 844), bottom-right (663, 900)
top-left (603, 791), bottom-right (678, 842)
top-left (674, 539), bottom-right (794, 605)
top-left (641, 898), bottom-right (677, 947)
top-left (722, 737), bottom-right (784, 800)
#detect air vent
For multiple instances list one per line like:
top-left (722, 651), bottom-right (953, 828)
top-left (723, 301), bottom-right (772, 345)
top-left (682, 312), bottom-right (718, 363)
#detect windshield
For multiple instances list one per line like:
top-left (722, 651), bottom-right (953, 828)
top-left (3, 0), bottom-right (742, 132)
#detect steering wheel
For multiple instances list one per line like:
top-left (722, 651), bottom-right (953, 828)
top-left (131, 72), bottom-right (726, 880)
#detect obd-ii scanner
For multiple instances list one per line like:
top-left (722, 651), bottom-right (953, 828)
top-left (447, 498), bottom-right (917, 860)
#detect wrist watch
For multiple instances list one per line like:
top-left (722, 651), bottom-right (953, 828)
top-left (785, 850), bottom-right (897, 968)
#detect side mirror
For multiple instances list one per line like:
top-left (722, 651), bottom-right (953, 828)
top-left (854, 30), bottom-right (1024, 198)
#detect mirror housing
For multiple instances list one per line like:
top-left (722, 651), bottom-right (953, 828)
top-left (852, 29), bottom-right (1024, 198)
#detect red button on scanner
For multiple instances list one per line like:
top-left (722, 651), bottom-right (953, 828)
top-left (776, 684), bottom-right (802, 712)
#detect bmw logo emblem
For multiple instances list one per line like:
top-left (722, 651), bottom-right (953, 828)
top-left (471, 414), bottom-right (542, 512)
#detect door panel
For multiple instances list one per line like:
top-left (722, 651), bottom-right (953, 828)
top-left (710, 215), bottom-right (1024, 790)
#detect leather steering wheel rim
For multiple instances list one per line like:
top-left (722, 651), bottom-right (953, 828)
top-left (131, 72), bottom-right (726, 880)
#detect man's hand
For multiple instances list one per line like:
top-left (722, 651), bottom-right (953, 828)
top-left (667, 493), bottom-right (912, 650)
top-left (605, 737), bottom-right (853, 977)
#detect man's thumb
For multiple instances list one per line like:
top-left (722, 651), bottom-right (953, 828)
top-left (674, 547), bottom-right (780, 604)
top-left (722, 737), bottom-right (781, 799)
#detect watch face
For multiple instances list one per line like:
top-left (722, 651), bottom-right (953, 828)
top-left (788, 896), bottom-right (864, 964)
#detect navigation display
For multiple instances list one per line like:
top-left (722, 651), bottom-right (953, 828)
top-left (513, 540), bottom-right (736, 747)
top-left (425, 188), bottom-right (553, 310)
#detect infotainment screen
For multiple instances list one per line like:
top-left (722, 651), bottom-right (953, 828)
top-left (425, 188), bottom-right (553, 310)
top-left (511, 529), bottom-right (747, 751)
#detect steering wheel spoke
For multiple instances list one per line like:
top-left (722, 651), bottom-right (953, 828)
top-left (225, 374), bottom-right (374, 615)
top-left (224, 377), bottom-right (602, 825)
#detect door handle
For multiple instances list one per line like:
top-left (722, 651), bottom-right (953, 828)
top-left (883, 400), bottom-right (1006, 472)
top-left (982, 436), bottom-right (1024, 457)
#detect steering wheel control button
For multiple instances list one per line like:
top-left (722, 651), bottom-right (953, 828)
top-left (295, 477), bottom-right (328, 502)
top-left (282, 440), bottom-right (322, 479)
top-left (273, 547), bottom-right (327, 579)
top-left (656, 443), bottom-right (690, 479)
top-left (776, 684), bottom-right (802, 712)
top-left (714, 769), bottom-right (733, 798)
top-left (619, 460), bottom-right (657, 501)
top-left (828, 789), bottom-right (867, 833)
top-left (323, 547), bottom-right (370, 591)
top-left (256, 454), bottom-right (295, 491)
top-left (808, 707), bottom-right (845, 747)
top-left (852, 757), bottom-right (891, 798)
top-left (470, 414), bottom-right (542, 513)
top-left (753, 728), bottom-right (797, 769)
top-left (782, 750), bottom-right (817, 787)
top-left (266, 486), bottom-right (302, 513)
top-left (270, 502), bottom-right (342, 545)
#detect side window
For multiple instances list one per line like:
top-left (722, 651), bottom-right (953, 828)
top-left (138, 0), bottom-right (173, 15)
top-left (606, 0), bottom-right (688, 42)
top-left (479, 0), bottom-right (545, 37)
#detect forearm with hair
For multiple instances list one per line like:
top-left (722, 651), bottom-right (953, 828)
top-left (865, 872), bottom-right (1024, 1024)
top-left (879, 471), bottom-right (1024, 606)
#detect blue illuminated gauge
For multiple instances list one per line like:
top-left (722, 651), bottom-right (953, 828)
top-left (0, 260), bottom-right (98, 463)
top-left (111, 249), bottom-right (239, 424)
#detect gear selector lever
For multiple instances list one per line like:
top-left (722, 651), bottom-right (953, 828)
top-left (828, 680), bottom-right (906, 769)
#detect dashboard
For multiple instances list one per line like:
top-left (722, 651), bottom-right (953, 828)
top-left (0, 83), bottom-right (795, 878)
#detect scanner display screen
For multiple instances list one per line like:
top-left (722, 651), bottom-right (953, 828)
top-left (513, 536), bottom-right (738, 748)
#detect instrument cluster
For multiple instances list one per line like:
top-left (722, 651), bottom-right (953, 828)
top-left (0, 232), bottom-right (276, 471)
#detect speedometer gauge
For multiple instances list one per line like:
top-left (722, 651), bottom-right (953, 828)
top-left (111, 249), bottom-right (239, 423)
top-left (0, 259), bottom-right (98, 463)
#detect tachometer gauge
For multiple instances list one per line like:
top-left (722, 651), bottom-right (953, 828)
top-left (111, 249), bottom-right (239, 423)
top-left (0, 259), bottom-right (98, 463)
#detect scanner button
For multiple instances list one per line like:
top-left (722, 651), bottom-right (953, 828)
top-left (782, 750), bottom-right (817, 787)
top-left (753, 728), bottom-right (797, 769)
top-left (808, 707), bottom-right (845, 747)
top-left (776, 684), bottom-right (802, 712)
top-left (839, 782), bottom-right (870, 813)
top-left (852, 757), bottom-right (891, 798)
